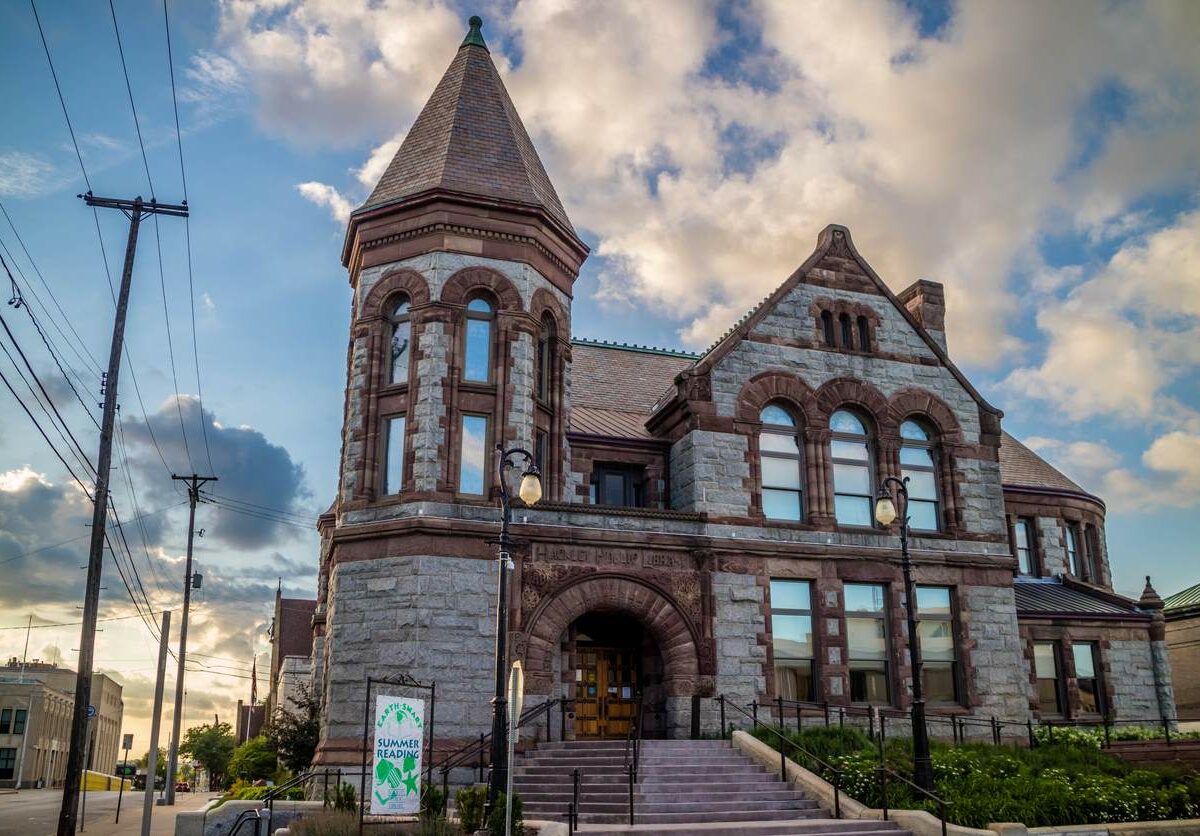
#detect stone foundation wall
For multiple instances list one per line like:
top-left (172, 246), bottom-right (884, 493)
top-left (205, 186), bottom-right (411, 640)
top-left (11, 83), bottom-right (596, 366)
top-left (962, 585), bottom-right (1031, 722)
top-left (1109, 638), bottom-right (1163, 720)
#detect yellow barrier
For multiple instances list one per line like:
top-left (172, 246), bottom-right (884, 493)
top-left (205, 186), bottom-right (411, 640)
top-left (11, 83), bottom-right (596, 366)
top-left (78, 770), bottom-right (131, 791)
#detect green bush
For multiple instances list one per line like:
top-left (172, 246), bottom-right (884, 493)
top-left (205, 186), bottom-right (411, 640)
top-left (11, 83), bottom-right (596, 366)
top-left (487, 791), bottom-right (523, 836)
top-left (751, 726), bottom-right (1200, 828)
top-left (325, 781), bottom-right (357, 813)
top-left (455, 785), bottom-right (487, 833)
top-left (288, 811), bottom-right (358, 836)
top-left (422, 781), bottom-right (447, 817)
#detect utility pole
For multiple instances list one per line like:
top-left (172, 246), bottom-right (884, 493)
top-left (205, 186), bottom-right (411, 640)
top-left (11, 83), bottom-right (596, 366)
top-left (58, 194), bottom-right (188, 836)
top-left (165, 473), bottom-right (216, 804)
top-left (142, 610), bottom-right (171, 836)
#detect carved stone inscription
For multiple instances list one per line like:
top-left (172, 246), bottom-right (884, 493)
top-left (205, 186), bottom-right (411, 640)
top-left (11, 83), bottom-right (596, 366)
top-left (532, 543), bottom-right (693, 571)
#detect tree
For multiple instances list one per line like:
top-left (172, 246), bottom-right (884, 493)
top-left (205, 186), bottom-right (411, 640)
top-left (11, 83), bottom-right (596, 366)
top-left (137, 747), bottom-right (167, 778)
top-left (229, 735), bottom-right (278, 782)
top-left (179, 722), bottom-right (236, 789)
top-left (266, 684), bottom-right (320, 774)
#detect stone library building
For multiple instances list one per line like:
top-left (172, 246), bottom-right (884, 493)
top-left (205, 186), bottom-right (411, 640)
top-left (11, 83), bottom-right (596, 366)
top-left (308, 18), bottom-right (1176, 771)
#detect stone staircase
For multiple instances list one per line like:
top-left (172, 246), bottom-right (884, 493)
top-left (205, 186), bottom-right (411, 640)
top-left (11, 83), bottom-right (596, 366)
top-left (511, 738), bottom-right (911, 835)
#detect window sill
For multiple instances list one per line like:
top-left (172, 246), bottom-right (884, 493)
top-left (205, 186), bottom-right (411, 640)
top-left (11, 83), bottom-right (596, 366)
top-left (379, 382), bottom-right (410, 395)
top-left (459, 380), bottom-right (497, 393)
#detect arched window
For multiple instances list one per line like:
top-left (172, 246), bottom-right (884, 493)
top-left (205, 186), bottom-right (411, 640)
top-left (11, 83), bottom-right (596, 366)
top-left (760, 404), bottom-right (804, 521)
top-left (389, 296), bottom-right (411, 385)
top-left (839, 314), bottom-right (854, 350)
top-left (820, 311), bottom-right (835, 347)
top-left (857, 316), bottom-right (870, 352)
top-left (899, 419), bottom-right (939, 531)
top-left (831, 409), bottom-right (873, 526)
top-left (536, 315), bottom-right (554, 401)
top-left (463, 296), bottom-right (493, 382)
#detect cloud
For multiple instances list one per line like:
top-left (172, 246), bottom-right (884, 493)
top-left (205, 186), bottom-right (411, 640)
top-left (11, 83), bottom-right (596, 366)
top-left (213, 0), bottom-right (1200, 369)
top-left (0, 151), bottom-right (57, 198)
top-left (1006, 207), bottom-right (1200, 425)
top-left (296, 181), bottom-right (353, 224)
top-left (119, 395), bottom-right (312, 550)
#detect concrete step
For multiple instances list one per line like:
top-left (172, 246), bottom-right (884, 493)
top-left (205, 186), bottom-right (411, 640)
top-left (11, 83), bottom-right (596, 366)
top-left (576, 820), bottom-right (908, 836)
top-left (518, 787), bottom-right (810, 803)
top-left (524, 799), bottom-right (817, 816)
top-left (574, 808), bottom-right (830, 825)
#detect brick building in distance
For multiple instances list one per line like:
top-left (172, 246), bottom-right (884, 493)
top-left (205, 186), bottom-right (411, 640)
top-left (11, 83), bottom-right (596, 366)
top-left (1164, 582), bottom-right (1200, 716)
top-left (309, 17), bottom-right (1176, 772)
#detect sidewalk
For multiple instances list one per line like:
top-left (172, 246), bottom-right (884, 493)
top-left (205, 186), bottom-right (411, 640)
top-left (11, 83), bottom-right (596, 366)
top-left (0, 788), bottom-right (217, 836)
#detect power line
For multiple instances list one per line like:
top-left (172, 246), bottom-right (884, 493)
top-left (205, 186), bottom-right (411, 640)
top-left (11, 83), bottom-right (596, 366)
top-left (163, 0), bottom-right (215, 476)
top-left (0, 362), bottom-right (92, 499)
top-left (29, 0), bottom-right (90, 193)
top-left (200, 495), bottom-right (316, 530)
top-left (151, 214), bottom-right (194, 471)
top-left (0, 611), bottom-right (168, 631)
top-left (0, 501), bottom-right (185, 568)
top-left (204, 492), bottom-right (315, 524)
top-left (115, 417), bottom-right (168, 599)
top-left (107, 0), bottom-right (155, 197)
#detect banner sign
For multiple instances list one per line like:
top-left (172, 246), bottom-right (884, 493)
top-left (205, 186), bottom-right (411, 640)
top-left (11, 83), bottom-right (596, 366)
top-left (370, 694), bottom-right (425, 815)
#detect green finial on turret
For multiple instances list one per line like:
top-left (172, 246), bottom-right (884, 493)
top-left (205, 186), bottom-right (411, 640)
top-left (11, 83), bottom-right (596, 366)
top-left (462, 15), bottom-right (488, 50)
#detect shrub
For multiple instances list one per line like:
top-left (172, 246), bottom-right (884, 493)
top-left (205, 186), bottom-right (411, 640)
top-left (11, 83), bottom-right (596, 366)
top-left (325, 781), bottom-right (357, 813)
top-left (455, 785), bottom-right (487, 833)
top-left (422, 781), bottom-right (447, 818)
top-left (487, 791), bottom-right (523, 836)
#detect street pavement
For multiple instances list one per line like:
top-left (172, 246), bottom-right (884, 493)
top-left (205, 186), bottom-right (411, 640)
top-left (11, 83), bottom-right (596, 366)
top-left (0, 789), bottom-right (217, 836)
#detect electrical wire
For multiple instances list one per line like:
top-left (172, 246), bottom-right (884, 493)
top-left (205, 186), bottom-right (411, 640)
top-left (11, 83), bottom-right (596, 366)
top-left (0, 501), bottom-right (185, 568)
top-left (107, 0), bottom-right (154, 198)
top-left (0, 363), bottom-right (92, 499)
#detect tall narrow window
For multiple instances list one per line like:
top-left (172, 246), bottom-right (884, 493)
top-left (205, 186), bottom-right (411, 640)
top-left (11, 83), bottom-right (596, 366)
top-left (12, 710), bottom-right (25, 735)
top-left (1065, 525), bottom-right (1081, 577)
top-left (463, 297), bottom-right (493, 382)
top-left (820, 311), bottom-right (835, 347)
top-left (831, 410), bottom-right (873, 526)
top-left (1084, 526), bottom-right (1102, 582)
top-left (1012, 518), bottom-right (1035, 575)
top-left (845, 583), bottom-right (890, 704)
top-left (383, 416), bottom-right (405, 495)
top-left (770, 579), bottom-right (816, 701)
top-left (459, 415), bottom-right (489, 495)
top-left (536, 315), bottom-right (554, 401)
top-left (0, 748), bottom-right (14, 780)
top-left (839, 314), bottom-right (854, 349)
top-left (1034, 642), bottom-right (1064, 715)
top-left (857, 316), bottom-right (870, 352)
top-left (900, 420), bottom-right (939, 531)
top-left (0, 709), bottom-right (9, 734)
top-left (917, 586), bottom-right (960, 704)
top-left (389, 296), bottom-right (411, 385)
top-left (1073, 642), bottom-right (1104, 715)
top-left (760, 404), bottom-right (804, 521)
top-left (535, 429), bottom-right (548, 474)
top-left (590, 464), bottom-right (646, 507)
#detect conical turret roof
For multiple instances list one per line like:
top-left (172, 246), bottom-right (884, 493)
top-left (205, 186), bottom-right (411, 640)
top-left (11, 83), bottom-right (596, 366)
top-left (358, 16), bottom-right (574, 233)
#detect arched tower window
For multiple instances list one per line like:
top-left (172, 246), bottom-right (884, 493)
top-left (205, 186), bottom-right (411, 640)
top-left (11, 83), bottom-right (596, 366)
top-left (830, 409), bottom-right (873, 526)
top-left (760, 404), bottom-right (804, 521)
top-left (839, 314), bottom-right (854, 350)
top-left (900, 419), bottom-right (939, 531)
top-left (536, 314), bottom-right (555, 402)
top-left (389, 296), bottom-right (411, 385)
top-left (857, 316), bottom-right (870, 352)
top-left (463, 296), bottom-right (494, 382)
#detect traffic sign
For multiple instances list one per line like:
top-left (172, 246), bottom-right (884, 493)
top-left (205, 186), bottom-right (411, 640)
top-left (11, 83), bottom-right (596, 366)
top-left (87, 705), bottom-right (96, 718)
top-left (123, 733), bottom-right (134, 750)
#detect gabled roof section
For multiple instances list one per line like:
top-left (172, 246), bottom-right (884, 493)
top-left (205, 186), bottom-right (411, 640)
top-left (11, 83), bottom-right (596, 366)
top-left (1014, 577), bottom-right (1146, 620)
top-left (998, 432), bottom-right (1093, 497)
top-left (679, 224), bottom-right (1002, 423)
top-left (356, 16), bottom-right (573, 232)
top-left (1165, 581), bottom-right (1200, 615)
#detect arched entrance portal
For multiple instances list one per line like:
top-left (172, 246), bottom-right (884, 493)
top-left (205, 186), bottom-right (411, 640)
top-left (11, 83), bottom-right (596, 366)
top-left (570, 613), bottom-right (661, 738)
top-left (522, 574), bottom-right (705, 739)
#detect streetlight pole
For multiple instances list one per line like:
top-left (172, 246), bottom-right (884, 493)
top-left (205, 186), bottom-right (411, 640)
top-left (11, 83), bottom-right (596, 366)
top-left (875, 476), bottom-right (934, 792)
top-left (486, 445), bottom-right (542, 816)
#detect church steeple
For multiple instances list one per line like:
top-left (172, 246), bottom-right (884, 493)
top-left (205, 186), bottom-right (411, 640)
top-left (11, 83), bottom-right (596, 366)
top-left (345, 14), bottom-right (585, 287)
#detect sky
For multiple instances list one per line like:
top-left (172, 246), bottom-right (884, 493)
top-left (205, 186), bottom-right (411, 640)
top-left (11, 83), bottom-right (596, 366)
top-left (0, 0), bottom-right (1198, 755)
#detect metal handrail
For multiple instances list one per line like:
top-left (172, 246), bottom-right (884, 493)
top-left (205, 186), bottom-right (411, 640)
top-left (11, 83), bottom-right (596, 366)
top-left (229, 808), bottom-right (261, 836)
top-left (719, 696), bottom-right (842, 819)
top-left (878, 764), bottom-right (951, 836)
top-left (622, 691), bottom-right (644, 825)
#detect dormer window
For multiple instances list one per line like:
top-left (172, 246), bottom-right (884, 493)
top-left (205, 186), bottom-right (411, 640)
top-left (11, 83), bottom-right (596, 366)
top-left (840, 314), bottom-right (854, 349)
top-left (590, 463), bottom-right (646, 508)
top-left (857, 316), bottom-right (870, 352)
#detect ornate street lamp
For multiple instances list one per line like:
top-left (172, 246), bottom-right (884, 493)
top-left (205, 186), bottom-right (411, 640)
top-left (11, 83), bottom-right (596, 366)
top-left (487, 445), bottom-right (542, 812)
top-left (874, 475), bottom-right (935, 793)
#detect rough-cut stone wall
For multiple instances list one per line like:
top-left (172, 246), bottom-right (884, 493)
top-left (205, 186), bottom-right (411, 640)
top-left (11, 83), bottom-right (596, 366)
top-left (712, 572), bottom-right (766, 708)
top-left (1037, 517), bottom-right (1068, 576)
top-left (961, 586), bottom-right (1030, 725)
top-left (670, 431), bottom-right (751, 517)
top-left (1150, 639), bottom-right (1177, 721)
top-left (507, 330), bottom-right (535, 449)
top-left (953, 458), bottom-right (1008, 537)
top-left (1108, 639), bottom-right (1162, 720)
top-left (322, 555), bottom-right (496, 746)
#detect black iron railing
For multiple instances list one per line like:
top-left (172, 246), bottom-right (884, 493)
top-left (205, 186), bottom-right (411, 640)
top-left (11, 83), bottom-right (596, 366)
top-left (623, 691), bottom-right (644, 825)
top-left (879, 764), bottom-right (951, 836)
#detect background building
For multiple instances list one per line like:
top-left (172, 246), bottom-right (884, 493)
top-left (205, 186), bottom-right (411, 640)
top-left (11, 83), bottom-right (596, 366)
top-left (309, 17), bottom-right (1176, 774)
top-left (0, 659), bottom-right (123, 788)
top-left (266, 586), bottom-right (316, 719)
top-left (1164, 582), bottom-right (1200, 716)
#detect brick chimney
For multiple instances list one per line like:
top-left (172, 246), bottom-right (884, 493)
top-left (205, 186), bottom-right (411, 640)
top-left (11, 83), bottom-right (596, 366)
top-left (898, 279), bottom-right (947, 353)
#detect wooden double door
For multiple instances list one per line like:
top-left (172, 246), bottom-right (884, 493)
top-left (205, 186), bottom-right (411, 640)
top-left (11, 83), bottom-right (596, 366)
top-left (574, 646), bottom-right (639, 738)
